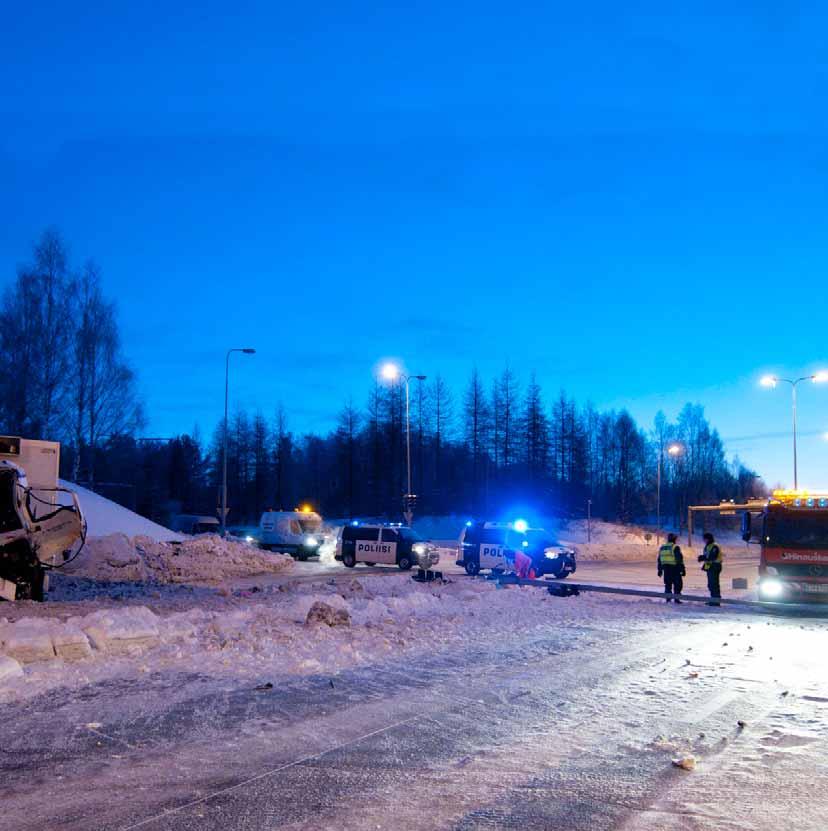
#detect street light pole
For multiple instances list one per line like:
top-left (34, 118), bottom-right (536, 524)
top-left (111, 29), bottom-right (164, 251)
top-left (380, 363), bottom-right (426, 526)
top-left (222, 348), bottom-right (256, 536)
top-left (404, 376), bottom-right (412, 499)
top-left (656, 448), bottom-right (662, 546)
top-left (791, 382), bottom-right (798, 490)
top-left (761, 372), bottom-right (828, 490)
top-left (657, 443), bottom-right (683, 545)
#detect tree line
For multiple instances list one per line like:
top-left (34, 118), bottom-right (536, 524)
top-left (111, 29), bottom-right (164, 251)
top-left (1, 229), bottom-right (762, 529)
top-left (0, 229), bottom-right (144, 485)
top-left (71, 379), bottom-right (761, 530)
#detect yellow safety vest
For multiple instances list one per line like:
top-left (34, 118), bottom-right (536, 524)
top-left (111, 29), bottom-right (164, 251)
top-left (658, 543), bottom-right (678, 566)
top-left (702, 542), bottom-right (723, 571)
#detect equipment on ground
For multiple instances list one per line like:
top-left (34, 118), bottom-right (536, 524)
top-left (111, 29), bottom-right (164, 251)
top-left (0, 438), bottom-right (86, 601)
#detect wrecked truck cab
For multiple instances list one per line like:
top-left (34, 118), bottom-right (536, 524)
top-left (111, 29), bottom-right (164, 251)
top-left (0, 460), bottom-right (86, 601)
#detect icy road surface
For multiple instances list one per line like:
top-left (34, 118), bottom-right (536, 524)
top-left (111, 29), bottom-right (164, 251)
top-left (2, 582), bottom-right (827, 831)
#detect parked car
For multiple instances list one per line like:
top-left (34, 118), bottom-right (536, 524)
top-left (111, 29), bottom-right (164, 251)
top-left (170, 514), bottom-right (221, 535)
top-left (335, 523), bottom-right (440, 571)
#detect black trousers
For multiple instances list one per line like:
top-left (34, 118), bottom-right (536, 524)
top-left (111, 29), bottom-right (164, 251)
top-left (706, 565), bottom-right (722, 600)
top-left (662, 566), bottom-right (683, 598)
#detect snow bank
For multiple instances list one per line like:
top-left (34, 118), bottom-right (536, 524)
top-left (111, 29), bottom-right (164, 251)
top-left (0, 605), bottom-right (199, 670)
top-left (59, 480), bottom-right (180, 541)
top-left (64, 534), bottom-right (294, 584)
top-left (0, 655), bottom-right (23, 681)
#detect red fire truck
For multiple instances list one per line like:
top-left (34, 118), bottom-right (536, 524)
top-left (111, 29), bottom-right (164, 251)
top-left (743, 490), bottom-right (828, 602)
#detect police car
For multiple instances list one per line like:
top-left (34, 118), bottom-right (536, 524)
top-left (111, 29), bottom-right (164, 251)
top-left (456, 521), bottom-right (517, 576)
top-left (335, 523), bottom-right (440, 571)
top-left (513, 526), bottom-right (577, 579)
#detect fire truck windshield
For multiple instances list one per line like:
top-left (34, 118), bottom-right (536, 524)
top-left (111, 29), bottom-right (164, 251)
top-left (765, 513), bottom-right (828, 549)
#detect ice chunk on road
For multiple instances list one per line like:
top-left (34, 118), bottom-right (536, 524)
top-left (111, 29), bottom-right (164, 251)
top-left (0, 618), bottom-right (56, 663)
top-left (76, 606), bottom-right (160, 655)
top-left (0, 655), bottom-right (23, 682)
top-left (52, 626), bottom-right (93, 661)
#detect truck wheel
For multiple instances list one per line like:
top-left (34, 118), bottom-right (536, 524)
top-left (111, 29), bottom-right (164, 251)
top-left (398, 555), bottom-right (413, 571)
top-left (464, 561), bottom-right (480, 577)
top-left (363, 562), bottom-right (376, 567)
top-left (343, 552), bottom-right (356, 568)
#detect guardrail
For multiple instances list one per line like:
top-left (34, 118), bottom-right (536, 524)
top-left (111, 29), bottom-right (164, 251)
top-left (492, 574), bottom-right (828, 614)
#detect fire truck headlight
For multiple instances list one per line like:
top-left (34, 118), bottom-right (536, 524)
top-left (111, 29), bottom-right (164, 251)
top-left (760, 579), bottom-right (784, 599)
top-left (304, 535), bottom-right (320, 547)
top-left (765, 566), bottom-right (779, 576)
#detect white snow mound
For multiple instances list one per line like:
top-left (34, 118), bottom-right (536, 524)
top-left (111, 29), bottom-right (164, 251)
top-left (64, 534), bottom-right (294, 584)
top-left (59, 479), bottom-right (180, 541)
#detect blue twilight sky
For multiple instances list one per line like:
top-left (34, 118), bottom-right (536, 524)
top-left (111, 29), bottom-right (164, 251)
top-left (2, 1), bottom-right (828, 488)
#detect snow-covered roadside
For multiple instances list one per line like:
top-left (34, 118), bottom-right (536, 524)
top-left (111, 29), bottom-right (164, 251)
top-left (0, 570), bottom-right (778, 706)
top-left (62, 533), bottom-right (294, 584)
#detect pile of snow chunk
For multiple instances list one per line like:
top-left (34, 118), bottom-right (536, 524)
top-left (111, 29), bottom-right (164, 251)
top-left (0, 606), bottom-right (198, 670)
top-left (63, 533), bottom-right (294, 584)
top-left (0, 655), bottom-right (23, 681)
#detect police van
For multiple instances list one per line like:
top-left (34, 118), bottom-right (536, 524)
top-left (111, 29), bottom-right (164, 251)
top-left (458, 520), bottom-right (577, 579)
top-left (456, 521), bottom-right (518, 576)
top-left (335, 523), bottom-right (440, 571)
top-left (517, 526), bottom-right (577, 579)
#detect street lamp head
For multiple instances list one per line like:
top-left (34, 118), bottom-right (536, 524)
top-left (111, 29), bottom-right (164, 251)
top-left (812, 370), bottom-right (828, 383)
top-left (760, 374), bottom-right (778, 388)
top-left (667, 443), bottom-right (683, 456)
top-left (380, 362), bottom-right (400, 382)
top-left (413, 375), bottom-right (427, 381)
top-left (242, 348), bottom-right (256, 354)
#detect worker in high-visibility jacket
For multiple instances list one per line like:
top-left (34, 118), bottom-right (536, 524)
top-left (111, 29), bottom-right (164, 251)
top-left (698, 532), bottom-right (723, 606)
top-left (657, 533), bottom-right (686, 603)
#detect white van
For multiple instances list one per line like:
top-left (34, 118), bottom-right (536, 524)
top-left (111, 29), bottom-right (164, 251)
top-left (258, 509), bottom-right (325, 560)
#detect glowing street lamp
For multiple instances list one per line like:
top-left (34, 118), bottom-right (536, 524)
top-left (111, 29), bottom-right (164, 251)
top-left (760, 371), bottom-right (828, 489)
top-left (657, 442), bottom-right (684, 545)
top-left (379, 362), bottom-right (427, 525)
top-left (381, 362), bottom-right (400, 382)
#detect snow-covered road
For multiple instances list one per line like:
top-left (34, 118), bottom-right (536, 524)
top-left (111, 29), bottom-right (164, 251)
top-left (2, 580), bottom-right (827, 831)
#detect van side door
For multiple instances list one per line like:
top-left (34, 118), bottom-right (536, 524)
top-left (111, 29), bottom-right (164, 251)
top-left (353, 527), bottom-right (380, 562)
top-left (479, 528), bottom-right (507, 570)
top-left (378, 528), bottom-right (400, 564)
